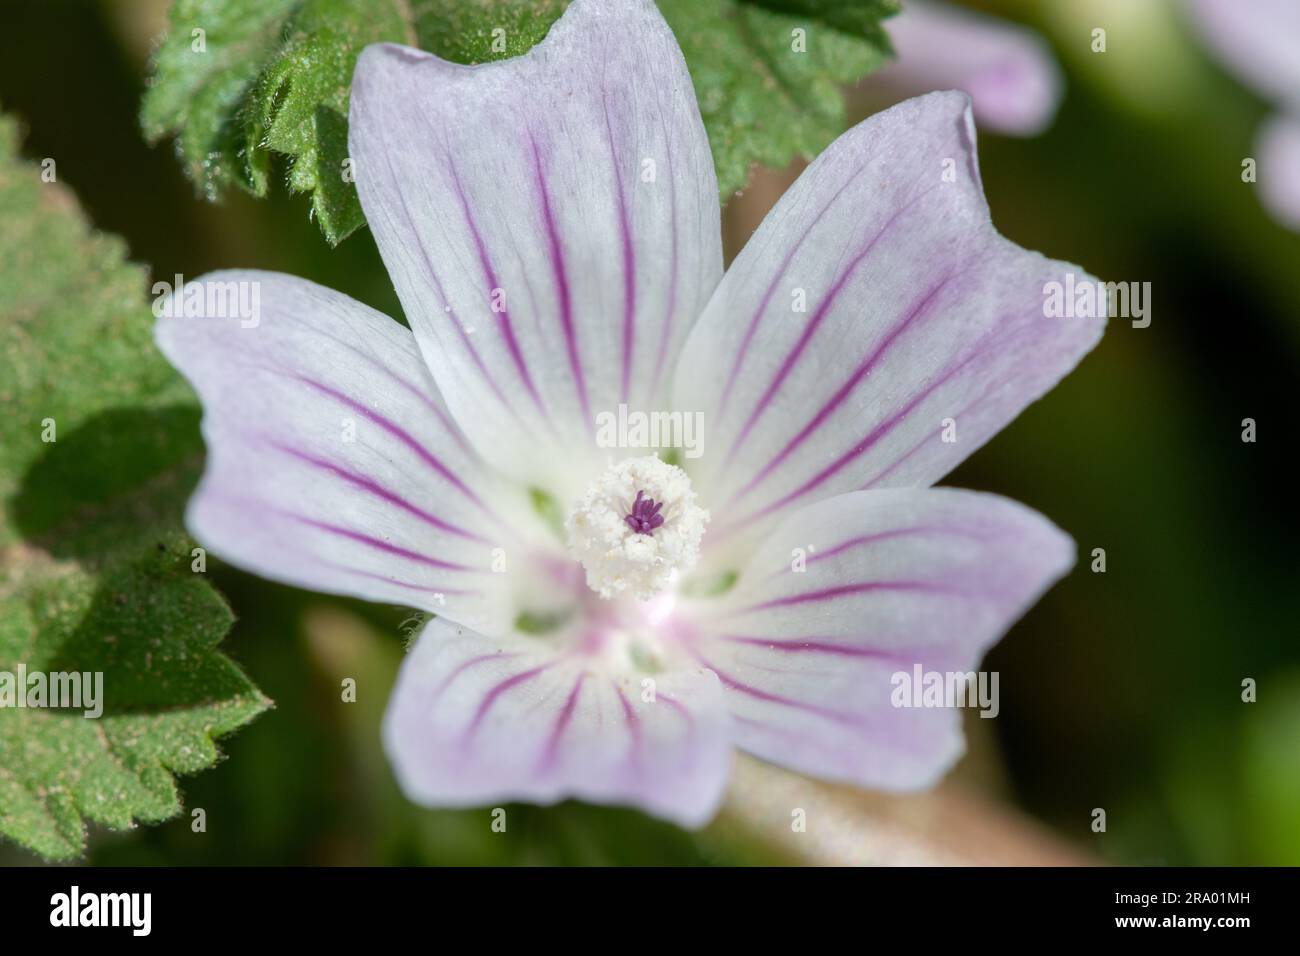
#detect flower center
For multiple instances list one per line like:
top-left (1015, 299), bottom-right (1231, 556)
top-left (565, 456), bottom-right (708, 600)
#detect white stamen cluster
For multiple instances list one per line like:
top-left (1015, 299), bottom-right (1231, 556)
top-left (565, 456), bottom-right (708, 600)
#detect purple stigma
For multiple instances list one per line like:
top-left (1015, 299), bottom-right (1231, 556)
top-left (624, 489), bottom-right (665, 535)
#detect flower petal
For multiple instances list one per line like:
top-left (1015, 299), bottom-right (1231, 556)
top-left (872, 0), bottom-right (1062, 136)
top-left (1257, 112), bottom-right (1300, 231)
top-left (674, 92), bottom-right (1105, 558)
top-left (384, 617), bottom-right (732, 827)
top-left (155, 270), bottom-right (527, 634)
top-left (1188, 0), bottom-right (1300, 110)
top-left (348, 0), bottom-right (722, 497)
top-left (680, 487), bottom-right (1073, 791)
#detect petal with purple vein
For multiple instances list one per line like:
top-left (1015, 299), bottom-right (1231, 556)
top-left (675, 93), bottom-right (1105, 560)
top-left (155, 270), bottom-right (540, 635)
top-left (679, 487), bottom-right (1073, 791)
top-left (384, 618), bottom-right (733, 828)
top-left (348, 0), bottom-right (722, 499)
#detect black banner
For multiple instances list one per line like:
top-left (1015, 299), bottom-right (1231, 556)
top-left (0, 866), bottom-right (1288, 941)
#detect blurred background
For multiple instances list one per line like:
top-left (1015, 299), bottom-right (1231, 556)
top-left (0, 0), bottom-right (1296, 865)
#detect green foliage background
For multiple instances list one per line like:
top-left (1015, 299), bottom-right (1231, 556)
top-left (0, 0), bottom-right (1296, 865)
top-left (140, 0), bottom-right (896, 244)
top-left (0, 114), bottom-right (268, 860)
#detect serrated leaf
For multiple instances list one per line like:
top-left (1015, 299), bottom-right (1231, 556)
top-left (660, 0), bottom-right (896, 197)
top-left (140, 0), bottom-right (302, 200)
top-left (240, 0), bottom-right (422, 242)
top-left (141, 0), bottom-right (894, 243)
top-left (747, 0), bottom-right (898, 41)
top-left (414, 0), bottom-right (568, 62)
top-left (143, 0), bottom-right (567, 245)
top-left (0, 114), bottom-right (270, 860)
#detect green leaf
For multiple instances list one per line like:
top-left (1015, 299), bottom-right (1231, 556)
top-left (746, 0), bottom-right (898, 41)
top-left (142, 0), bottom-right (566, 245)
top-left (141, 0), bottom-right (894, 243)
top-left (0, 114), bottom-right (270, 860)
top-left (410, 0), bottom-right (570, 63)
top-left (660, 0), bottom-right (897, 197)
top-left (140, 0), bottom-right (302, 201)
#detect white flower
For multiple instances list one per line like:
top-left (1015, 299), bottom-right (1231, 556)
top-left (156, 0), bottom-right (1104, 827)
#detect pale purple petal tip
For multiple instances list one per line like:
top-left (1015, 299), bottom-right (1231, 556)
top-left (676, 92), bottom-right (1105, 553)
top-left (1188, 0), bottom-right (1300, 111)
top-left (1257, 113), bottom-right (1300, 231)
top-left (153, 270), bottom-right (515, 635)
top-left (383, 619), bottom-right (733, 828)
top-left (688, 488), bottom-right (1074, 791)
top-left (347, 0), bottom-right (722, 496)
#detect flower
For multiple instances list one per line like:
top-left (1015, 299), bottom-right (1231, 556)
top-left (1186, 0), bottom-right (1300, 229)
top-left (1254, 114), bottom-right (1300, 231)
top-left (155, 0), bottom-right (1106, 827)
top-left (870, 0), bottom-right (1063, 136)
top-left (1188, 0), bottom-right (1300, 111)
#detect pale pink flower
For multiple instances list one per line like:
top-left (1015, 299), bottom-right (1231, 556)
top-left (872, 0), bottom-right (1063, 136)
top-left (156, 0), bottom-right (1104, 825)
top-left (1188, 0), bottom-right (1300, 229)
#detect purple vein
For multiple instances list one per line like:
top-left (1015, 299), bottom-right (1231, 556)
top-left (528, 132), bottom-right (590, 422)
top-left (447, 156), bottom-right (546, 415)
top-left (759, 526), bottom-right (972, 581)
top-left (266, 440), bottom-right (489, 544)
top-left (714, 165), bottom-right (871, 422)
top-left (861, 323), bottom-right (1032, 488)
top-left (292, 374), bottom-right (495, 518)
top-left (464, 661), bottom-right (555, 744)
top-left (645, 65), bottom-right (685, 402)
top-left (615, 684), bottom-right (643, 774)
top-left (301, 553), bottom-right (476, 599)
top-left (728, 580), bottom-right (952, 616)
top-left (378, 147), bottom-right (512, 413)
top-left (647, 136), bottom-right (679, 400)
top-left (726, 274), bottom-right (955, 506)
top-left (537, 673), bottom-right (586, 773)
top-left (603, 97), bottom-right (637, 404)
top-left (341, 567), bottom-right (474, 597)
top-left (695, 655), bottom-right (864, 727)
top-left (716, 635), bottom-right (921, 664)
top-left (715, 323), bottom-right (1004, 538)
top-left (282, 512), bottom-right (477, 572)
top-left (433, 652), bottom-right (510, 699)
top-left (657, 692), bottom-right (695, 735)
top-left (307, 322), bottom-right (474, 457)
top-left (722, 193), bottom-right (928, 466)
